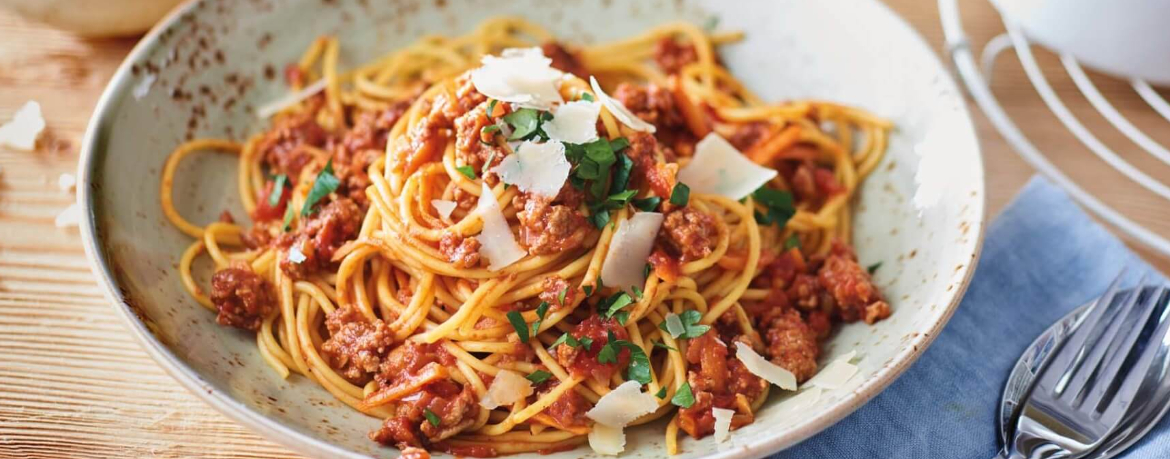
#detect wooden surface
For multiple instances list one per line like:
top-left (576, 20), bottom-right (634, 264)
top-left (1, 1), bottom-right (1168, 457)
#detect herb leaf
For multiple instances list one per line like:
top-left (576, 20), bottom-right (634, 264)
top-left (423, 408), bottom-right (441, 426)
top-left (656, 387), bottom-right (668, 399)
top-left (609, 154), bottom-right (634, 196)
top-left (659, 310), bottom-right (710, 339)
top-left (785, 234), bottom-right (802, 250)
top-left (653, 341), bottom-right (677, 351)
top-left (503, 108), bottom-right (542, 140)
top-left (282, 206), bottom-right (294, 232)
top-left (580, 93), bottom-right (595, 102)
top-left (623, 344), bottom-right (651, 384)
top-left (300, 160), bottom-right (340, 216)
top-left (671, 382), bottom-right (695, 408)
top-left (456, 165), bottom-right (477, 180)
top-left (558, 287), bottom-right (568, 306)
top-left (867, 262), bottom-right (883, 275)
top-left (506, 310), bottom-right (529, 343)
top-left (753, 186), bottom-right (795, 227)
top-left (632, 196), bottom-right (661, 212)
top-left (531, 301), bottom-right (549, 336)
top-left (526, 370), bottom-right (553, 384)
top-left (268, 174), bottom-right (287, 207)
top-left (601, 292), bottom-right (634, 319)
top-left (669, 182), bottom-right (690, 207)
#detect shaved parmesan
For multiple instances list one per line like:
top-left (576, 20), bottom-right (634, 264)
top-left (132, 74), bottom-right (156, 100)
top-left (806, 355), bottom-right (859, 390)
top-left (837, 350), bottom-right (858, 363)
top-left (663, 313), bottom-right (685, 338)
top-left (474, 183), bottom-right (526, 271)
top-left (54, 203), bottom-right (80, 228)
top-left (0, 101), bottom-right (46, 151)
top-left (677, 133), bottom-right (778, 200)
top-left (490, 140), bottom-right (571, 198)
top-left (586, 380), bottom-right (659, 427)
top-left (431, 199), bottom-right (457, 219)
top-left (599, 212), bottom-right (663, 293)
top-left (588, 423), bottom-right (626, 456)
top-left (471, 48), bottom-right (564, 110)
top-left (256, 78), bottom-right (327, 119)
top-left (589, 76), bottom-right (656, 133)
top-left (735, 341), bottom-right (796, 390)
top-left (780, 387), bottom-right (823, 415)
top-left (57, 173), bottom-right (76, 193)
top-left (543, 100), bottom-right (600, 144)
top-left (287, 245), bottom-right (307, 264)
top-left (712, 407), bottom-right (734, 443)
top-left (479, 370), bottom-right (533, 409)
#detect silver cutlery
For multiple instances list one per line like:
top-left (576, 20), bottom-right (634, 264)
top-left (995, 276), bottom-right (1170, 459)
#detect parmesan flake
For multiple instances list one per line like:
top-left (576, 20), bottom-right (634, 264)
top-left (589, 76), bottom-right (656, 133)
top-left (735, 341), bottom-right (797, 390)
top-left (712, 407), bottom-right (734, 443)
top-left (0, 101), bottom-right (46, 151)
top-left (287, 245), bottom-right (307, 264)
top-left (471, 48), bottom-right (564, 111)
top-left (599, 212), bottom-right (663, 293)
top-left (586, 380), bottom-right (659, 427)
top-left (431, 199), bottom-right (457, 219)
top-left (543, 100), bottom-right (600, 144)
top-left (474, 183), bottom-right (526, 270)
top-left (490, 140), bottom-right (571, 198)
top-left (54, 203), bottom-right (80, 228)
top-left (588, 423), bottom-right (626, 456)
top-left (479, 370), bottom-right (533, 409)
top-left (57, 173), bottom-right (76, 193)
top-left (677, 133), bottom-right (778, 200)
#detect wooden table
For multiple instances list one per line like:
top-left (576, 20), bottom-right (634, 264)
top-left (2, 1), bottom-right (1168, 457)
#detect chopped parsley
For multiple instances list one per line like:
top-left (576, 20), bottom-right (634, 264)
top-left (583, 284), bottom-right (595, 297)
top-left (531, 301), bottom-right (549, 336)
top-left (423, 408), bottom-right (441, 426)
top-left (631, 285), bottom-right (643, 300)
top-left (669, 182), bottom-right (690, 207)
top-left (656, 387), bottom-right (668, 399)
top-left (597, 330), bottom-right (652, 385)
top-left (487, 99), bottom-right (498, 117)
top-left (456, 165), bottom-right (477, 180)
top-left (600, 291), bottom-right (634, 319)
top-left (643, 263), bottom-right (652, 279)
top-left (550, 332), bottom-right (591, 351)
top-left (563, 137), bottom-right (634, 228)
top-left (658, 310), bottom-right (710, 339)
top-left (506, 310), bottom-right (529, 343)
top-left (671, 382), bottom-right (695, 408)
top-left (588, 208), bottom-right (610, 229)
top-left (609, 154), bottom-right (634, 196)
top-left (580, 93), bottom-right (595, 102)
top-left (652, 341), bottom-right (676, 351)
top-left (281, 206), bottom-right (294, 232)
top-left (785, 234), bottom-right (802, 250)
top-left (300, 160), bottom-right (340, 216)
top-left (267, 174), bottom-right (287, 207)
top-left (867, 262), bottom-right (883, 275)
top-left (502, 108), bottom-right (550, 141)
top-left (753, 186), bottom-right (795, 227)
top-left (526, 370), bottom-right (553, 384)
top-left (558, 287), bottom-right (568, 306)
top-left (632, 196), bottom-right (661, 212)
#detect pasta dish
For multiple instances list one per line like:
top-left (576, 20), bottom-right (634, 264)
top-left (161, 17), bottom-right (892, 458)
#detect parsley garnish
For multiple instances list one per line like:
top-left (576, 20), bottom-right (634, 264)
top-left (867, 262), bottom-right (883, 275)
top-left (703, 16), bottom-right (721, 32)
top-left (580, 337), bottom-right (594, 350)
top-left (487, 99), bottom-right (498, 117)
top-left (600, 292), bottom-right (634, 319)
top-left (658, 310), bottom-right (710, 339)
top-left (531, 301), bottom-right (549, 336)
top-left (423, 408), bottom-right (441, 426)
top-left (588, 208), bottom-right (611, 229)
top-left (300, 160), bottom-right (339, 216)
top-left (596, 330), bottom-right (652, 384)
top-left (785, 234), bottom-right (802, 250)
top-left (282, 206), bottom-right (294, 232)
top-left (583, 284), bottom-right (595, 297)
top-left (456, 165), bottom-right (477, 180)
top-left (671, 382), bottom-right (695, 408)
top-left (526, 370), bottom-right (552, 384)
top-left (267, 174), bottom-right (287, 207)
top-left (609, 154), bottom-right (634, 196)
top-left (669, 182), bottom-right (690, 206)
top-left (558, 287), bottom-right (568, 306)
top-left (503, 108), bottom-right (546, 140)
top-left (506, 310), bottom-right (529, 343)
top-left (632, 196), bottom-right (661, 212)
top-left (753, 186), bottom-right (795, 227)
top-left (550, 332), bottom-right (591, 351)
top-left (643, 263), bottom-right (652, 279)
top-left (652, 341), bottom-right (676, 351)
top-left (631, 285), bottom-right (643, 300)
top-left (656, 387), bottom-right (668, 399)
top-left (580, 93), bottom-right (595, 102)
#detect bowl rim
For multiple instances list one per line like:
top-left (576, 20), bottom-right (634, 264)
top-left (76, 0), bottom-right (986, 457)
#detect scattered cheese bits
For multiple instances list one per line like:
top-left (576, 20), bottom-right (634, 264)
top-left (543, 100), bottom-right (600, 144)
top-left (586, 380), bottom-right (659, 427)
top-left (54, 203), bottom-right (81, 228)
top-left (287, 245), bottom-right (307, 264)
top-left (588, 423), bottom-right (626, 456)
top-left (0, 101), bottom-right (46, 151)
top-left (132, 74), bottom-right (156, 100)
top-left (589, 76), bottom-right (656, 133)
top-left (431, 199), bottom-right (457, 219)
top-left (471, 47), bottom-right (564, 110)
top-left (490, 140), bottom-right (571, 198)
top-left (474, 183), bottom-right (526, 271)
top-left (599, 212), bottom-right (664, 293)
top-left (677, 133), bottom-right (779, 200)
top-left (57, 173), bottom-right (76, 193)
top-left (734, 341), bottom-right (797, 390)
top-left (712, 407), bottom-right (735, 443)
top-left (779, 387), bottom-right (823, 416)
top-left (663, 313), bottom-right (685, 338)
top-left (256, 79), bottom-right (327, 119)
top-left (806, 353), bottom-right (859, 390)
top-left (479, 370), bottom-right (534, 410)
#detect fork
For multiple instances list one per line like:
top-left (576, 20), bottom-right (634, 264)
top-left (997, 275), bottom-right (1170, 459)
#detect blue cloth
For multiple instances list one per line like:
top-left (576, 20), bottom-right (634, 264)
top-left (773, 176), bottom-right (1169, 459)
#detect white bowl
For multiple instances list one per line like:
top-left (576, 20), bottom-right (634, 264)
top-left (77, 0), bottom-right (985, 457)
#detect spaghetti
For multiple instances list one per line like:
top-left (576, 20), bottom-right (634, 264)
top-left (162, 17), bottom-right (893, 457)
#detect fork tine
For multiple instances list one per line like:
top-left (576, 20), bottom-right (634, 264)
top-left (1061, 275), bottom-right (1149, 401)
top-left (1044, 273), bottom-right (1128, 394)
top-left (1080, 283), bottom-right (1161, 409)
top-left (1101, 287), bottom-right (1170, 424)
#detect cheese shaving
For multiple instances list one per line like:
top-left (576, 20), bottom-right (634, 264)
top-left (256, 78), bottom-right (327, 119)
top-left (734, 341), bottom-right (797, 390)
top-left (663, 313), bottom-right (685, 338)
top-left (599, 212), bottom-right (663, 293)
top-left (586, 380), bottom-right (659, 427)
top-left (543, 100), bottom-right (600, 144)
top-left (589, 76), bottom-right (656, 133)
top-left (287, 245), bottom-right (307, 264)
top-left (54, 203), bottom-right (80, 228)
top-left (474, 183), bottom-right (526, 270)
top-left (471, 47), bottom-right (564, 110)
top-left (780, 387), bottom-right (823, 416)
top-left (588, 423), bottom-right (626, 456)
top-left (806, 354), bottom-right (859, 390)
top-left (0, 101), bottom-right (46, 151)
top-left (57, 173), bottom-right (76, 193)
top-left (490, 140), bottom-right (571, 198)
top-left (479, 370), bottom-right (533, 409)
top-left (431, 199), bottom-right (457, 219)
top-left (132, 74), bottom-right (156, 100)
top-left (677, 133), bottom-right (779, 200)
top-left (712, 407), bottom-right (734, 443)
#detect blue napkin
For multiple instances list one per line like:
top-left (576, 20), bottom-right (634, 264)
top-left (773, 176), bottom-right (1170, 458)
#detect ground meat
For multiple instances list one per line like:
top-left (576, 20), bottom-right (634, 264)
top-left (538, 276), bottom-right (574, 308)
top-left (678, 332), bottom-right (764, 438)
top-left (537, 382), bottom-right (591, 429)
top-left (210, 263), bottom-right (276, 331)
top-left (453, 103), bottom-right (507, 180)
top-left (396, 446), bottom-right (431, 459)
top-left (818, 243), bottom-right (889, 324)
top-left (320, 306), bottom-right (395, 384)
top-left (555, 316), bottom-right (630, 382)
top-left (514, 192), bottom-right (590, 255)
top-left (280, 198), bottom-right (363, 279)
top-left (390, 74), bottom-right (484, 177)
top-left (660, 207), bottom-right (720, 261)
top-left (333, 102), bottom-right (413, 207)
top-left (370, 342), bottom-right (478, 449)
top-left (654, 37), bottom-right (698, 74)
top-left (256, 97), bottom-right (329, 178)
top-left (761, 307), bottom-right (819, 382)
top-left (438, 232), bottom-right (481, 268)
top-left (624, 133), bottom-right (677, 200)
top-left (613, 83), bottom-right (684, 129)
top-left (542, 42), bottom-right (588, 78)
top-left (218, 210), bottom-right (235, 223)
top-left (726, 121), bottom-right (771, 151)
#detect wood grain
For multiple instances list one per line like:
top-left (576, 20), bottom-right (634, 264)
top-left (0, 1), bottom-right (1167, 458)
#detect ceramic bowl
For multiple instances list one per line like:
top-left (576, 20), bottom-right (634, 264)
top-left (78, 0), bottom-right (985, 457)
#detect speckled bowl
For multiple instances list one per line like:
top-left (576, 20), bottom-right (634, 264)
top-left (77, 0), bottom-right (985, 457)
